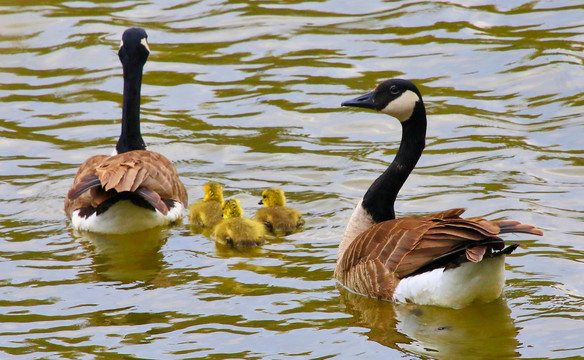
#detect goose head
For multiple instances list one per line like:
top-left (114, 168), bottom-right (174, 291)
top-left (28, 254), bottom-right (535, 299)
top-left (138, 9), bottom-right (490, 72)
top-left (118, 28), bottom-right (150, 67)
top-left (258, 187), bottom-right (286, 207)
top-left (203, 182), bottom-right (224, 203)
top-left (341, 79), bottom-right (423, 122)
top-left (222, 199), bottom-right (243, 219)
top-left (340, 78), bottom-right (428, 224)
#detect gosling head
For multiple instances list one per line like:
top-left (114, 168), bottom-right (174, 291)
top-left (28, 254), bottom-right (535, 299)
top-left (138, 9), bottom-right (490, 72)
top-left (258, 187), bottom-right (286, 207)
top-left (341, 79), bottom-right (423, 122)
top-left (222, 198), bottom-right (243, 219)
top-left (118, 27), bottom-right (150, 67)
top-left (203, 182), bottom-right (224, 202)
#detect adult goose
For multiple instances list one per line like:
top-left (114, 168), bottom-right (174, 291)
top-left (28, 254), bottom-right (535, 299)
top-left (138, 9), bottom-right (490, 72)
top-left (64, 28), bottom-right (188, 234)
top-left (334, 79), bottom-right (543, 308)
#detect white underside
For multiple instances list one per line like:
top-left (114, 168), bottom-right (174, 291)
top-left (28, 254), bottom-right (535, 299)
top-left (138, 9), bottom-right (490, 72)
top-left (71, 200), bottom-right (184, 234)
top-left (393, 256), bottom-right (507, 309)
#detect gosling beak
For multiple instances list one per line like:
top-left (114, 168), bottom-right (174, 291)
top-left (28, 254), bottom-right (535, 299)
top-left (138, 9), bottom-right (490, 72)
top-left (258, 199), bottom-right (264, 205)
top-left (341, 91), bottom-right (377, 109)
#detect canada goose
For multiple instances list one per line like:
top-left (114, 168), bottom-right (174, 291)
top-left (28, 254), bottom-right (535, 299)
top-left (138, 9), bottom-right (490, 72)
top-left (255, 187), bottom-right (305, 235)
top-left (64, 28), bottom-right (188, 234)
top-left (335, 79), bottom-right (543, 308)
top-left (213, 199), bottom-right (265, 247)
top-left (189, 182), bottom-right (224, 229)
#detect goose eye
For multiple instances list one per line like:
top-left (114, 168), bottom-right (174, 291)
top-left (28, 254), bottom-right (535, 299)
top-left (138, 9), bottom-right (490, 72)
top-left (389, 85), bottom-right (400, 95)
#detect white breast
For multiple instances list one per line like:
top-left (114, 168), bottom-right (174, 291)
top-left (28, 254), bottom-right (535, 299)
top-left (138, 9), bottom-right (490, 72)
top-left (337, 199), bottom-right (375, 261)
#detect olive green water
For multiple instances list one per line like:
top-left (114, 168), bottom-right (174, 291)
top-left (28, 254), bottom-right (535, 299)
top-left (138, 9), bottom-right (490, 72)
top-left (1, 1), bottom-right (583, 359)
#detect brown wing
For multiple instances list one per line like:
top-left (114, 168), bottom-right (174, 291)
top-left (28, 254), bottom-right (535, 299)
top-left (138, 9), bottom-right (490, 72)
top-left (65, 155), bottom-right (109, 217)
top-left (65, 150), bottom-right (187, 217)
top-left (334, 208), bottom-right (542, 300)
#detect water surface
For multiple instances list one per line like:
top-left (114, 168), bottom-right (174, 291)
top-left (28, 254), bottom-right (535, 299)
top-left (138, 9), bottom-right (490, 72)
top-left (0, 1), bottom-right (583, 359)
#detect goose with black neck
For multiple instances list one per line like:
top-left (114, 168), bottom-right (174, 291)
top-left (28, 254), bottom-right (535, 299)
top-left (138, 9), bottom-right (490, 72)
top-left (64, 28), bottom-right (188, 234)
top-left (335, 79), bottom-right (543, 308)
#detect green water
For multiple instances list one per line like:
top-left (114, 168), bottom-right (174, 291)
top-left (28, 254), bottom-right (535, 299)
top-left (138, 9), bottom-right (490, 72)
top-left (0, 1), bottom-right (583, 359)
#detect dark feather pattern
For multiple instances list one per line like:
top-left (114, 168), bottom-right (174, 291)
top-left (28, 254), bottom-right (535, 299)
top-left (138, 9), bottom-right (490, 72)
top-left (67, 174), bottom-right (101, 200)
top-left (136, 188), bottom-right (168, 215)
top-left (64, 150), bottom-right (187, 218)
top-left (335, 208), bottom-right (543, 300)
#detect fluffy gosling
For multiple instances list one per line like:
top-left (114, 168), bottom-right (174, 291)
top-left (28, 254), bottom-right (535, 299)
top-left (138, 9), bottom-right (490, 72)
top-left (189, 182), bottom-right (224, 229)
top-left (213, 199), bottom-right (265, 247)
top-left (255, 187), bottom-right (304, 235)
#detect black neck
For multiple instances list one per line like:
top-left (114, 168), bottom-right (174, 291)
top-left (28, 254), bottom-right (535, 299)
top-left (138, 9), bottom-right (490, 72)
top-left (362, 101), bottom-right (426, 223)
top-left (116, 61), bottom-right (146, 154)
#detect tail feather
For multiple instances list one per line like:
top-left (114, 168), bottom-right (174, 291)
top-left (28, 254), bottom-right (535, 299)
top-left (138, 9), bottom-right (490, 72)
top-left (500, 243), bottom-right (519, 255)
top-left (136, 188), bottom-right (169, 215)
top-left (496, 220), bottom-right (543, 236)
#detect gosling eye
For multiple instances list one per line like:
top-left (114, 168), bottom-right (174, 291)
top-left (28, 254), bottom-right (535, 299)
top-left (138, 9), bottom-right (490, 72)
top-left (389, 85), bottom-right (400, 95)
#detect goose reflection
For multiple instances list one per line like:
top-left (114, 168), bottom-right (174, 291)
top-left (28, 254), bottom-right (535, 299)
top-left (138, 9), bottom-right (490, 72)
top-left (213, 240), bottom-right (266, 258)
top-left (73, 228), bottom-right (169, 284)
top-left (339, 287), bottom-right (519, 359)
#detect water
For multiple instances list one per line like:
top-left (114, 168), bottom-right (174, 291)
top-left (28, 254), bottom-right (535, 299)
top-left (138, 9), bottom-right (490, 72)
top-left (0, 1), bottom-right (583, 359)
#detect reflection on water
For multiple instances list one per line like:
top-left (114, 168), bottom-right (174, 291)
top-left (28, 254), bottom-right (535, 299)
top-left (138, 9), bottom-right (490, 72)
top-left (0, 0), bottom-right (583, 358)
top-left (74, 228), bottom-right (169, 284)
top-left (340, 288), bottom-right (519, 359)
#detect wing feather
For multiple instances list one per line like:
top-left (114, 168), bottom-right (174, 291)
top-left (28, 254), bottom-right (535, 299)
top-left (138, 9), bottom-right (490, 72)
top-left (64, 150), bottom-right (187, 218)
top-left (136, 188), bottom-right (168, 215)
top-left (335, 208), bottom-right (543, 300)
top-left (67, 174), bottom-right (101, 200)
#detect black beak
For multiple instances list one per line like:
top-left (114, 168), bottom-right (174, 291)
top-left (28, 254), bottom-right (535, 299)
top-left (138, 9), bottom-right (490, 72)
top-left (341, 91), bottom-right (377, 109)
top-left (258, 199), bottom-right (263, 205)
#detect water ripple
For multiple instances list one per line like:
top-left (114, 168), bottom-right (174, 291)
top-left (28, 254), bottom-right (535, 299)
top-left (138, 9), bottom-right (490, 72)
top-left (0, 0), bottom-right (583, 358)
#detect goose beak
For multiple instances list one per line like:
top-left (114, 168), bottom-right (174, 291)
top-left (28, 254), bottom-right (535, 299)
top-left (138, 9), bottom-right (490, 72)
top-left (258, 199), bottom-right (264, 205)
top-left (341, 91), bottom-right (377, 109)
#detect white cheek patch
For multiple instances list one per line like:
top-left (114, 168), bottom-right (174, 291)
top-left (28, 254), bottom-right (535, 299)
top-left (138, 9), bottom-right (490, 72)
top-left (140, 38), bottom-right (150, 52)
top-left (119, 40), bottom-right (123, 49)
top-left (381, 90), bottom-right (420, 122)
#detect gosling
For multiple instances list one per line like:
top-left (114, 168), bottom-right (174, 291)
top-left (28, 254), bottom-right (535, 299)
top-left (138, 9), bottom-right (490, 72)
top-left (189, 182), bottom-right (224, 229)
top-left (213, 199), bottom-right (265, 247)
top-left (255, 187), bottom-right (304, 235)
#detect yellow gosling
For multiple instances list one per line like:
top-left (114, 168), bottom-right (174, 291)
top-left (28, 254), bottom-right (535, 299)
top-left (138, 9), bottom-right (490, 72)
top-left (189, 182), bottom-right (224, 229)
top-left (255, 187), bottom-right (304, 235)
top-left (213, 199), bottom-right (265, 247)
